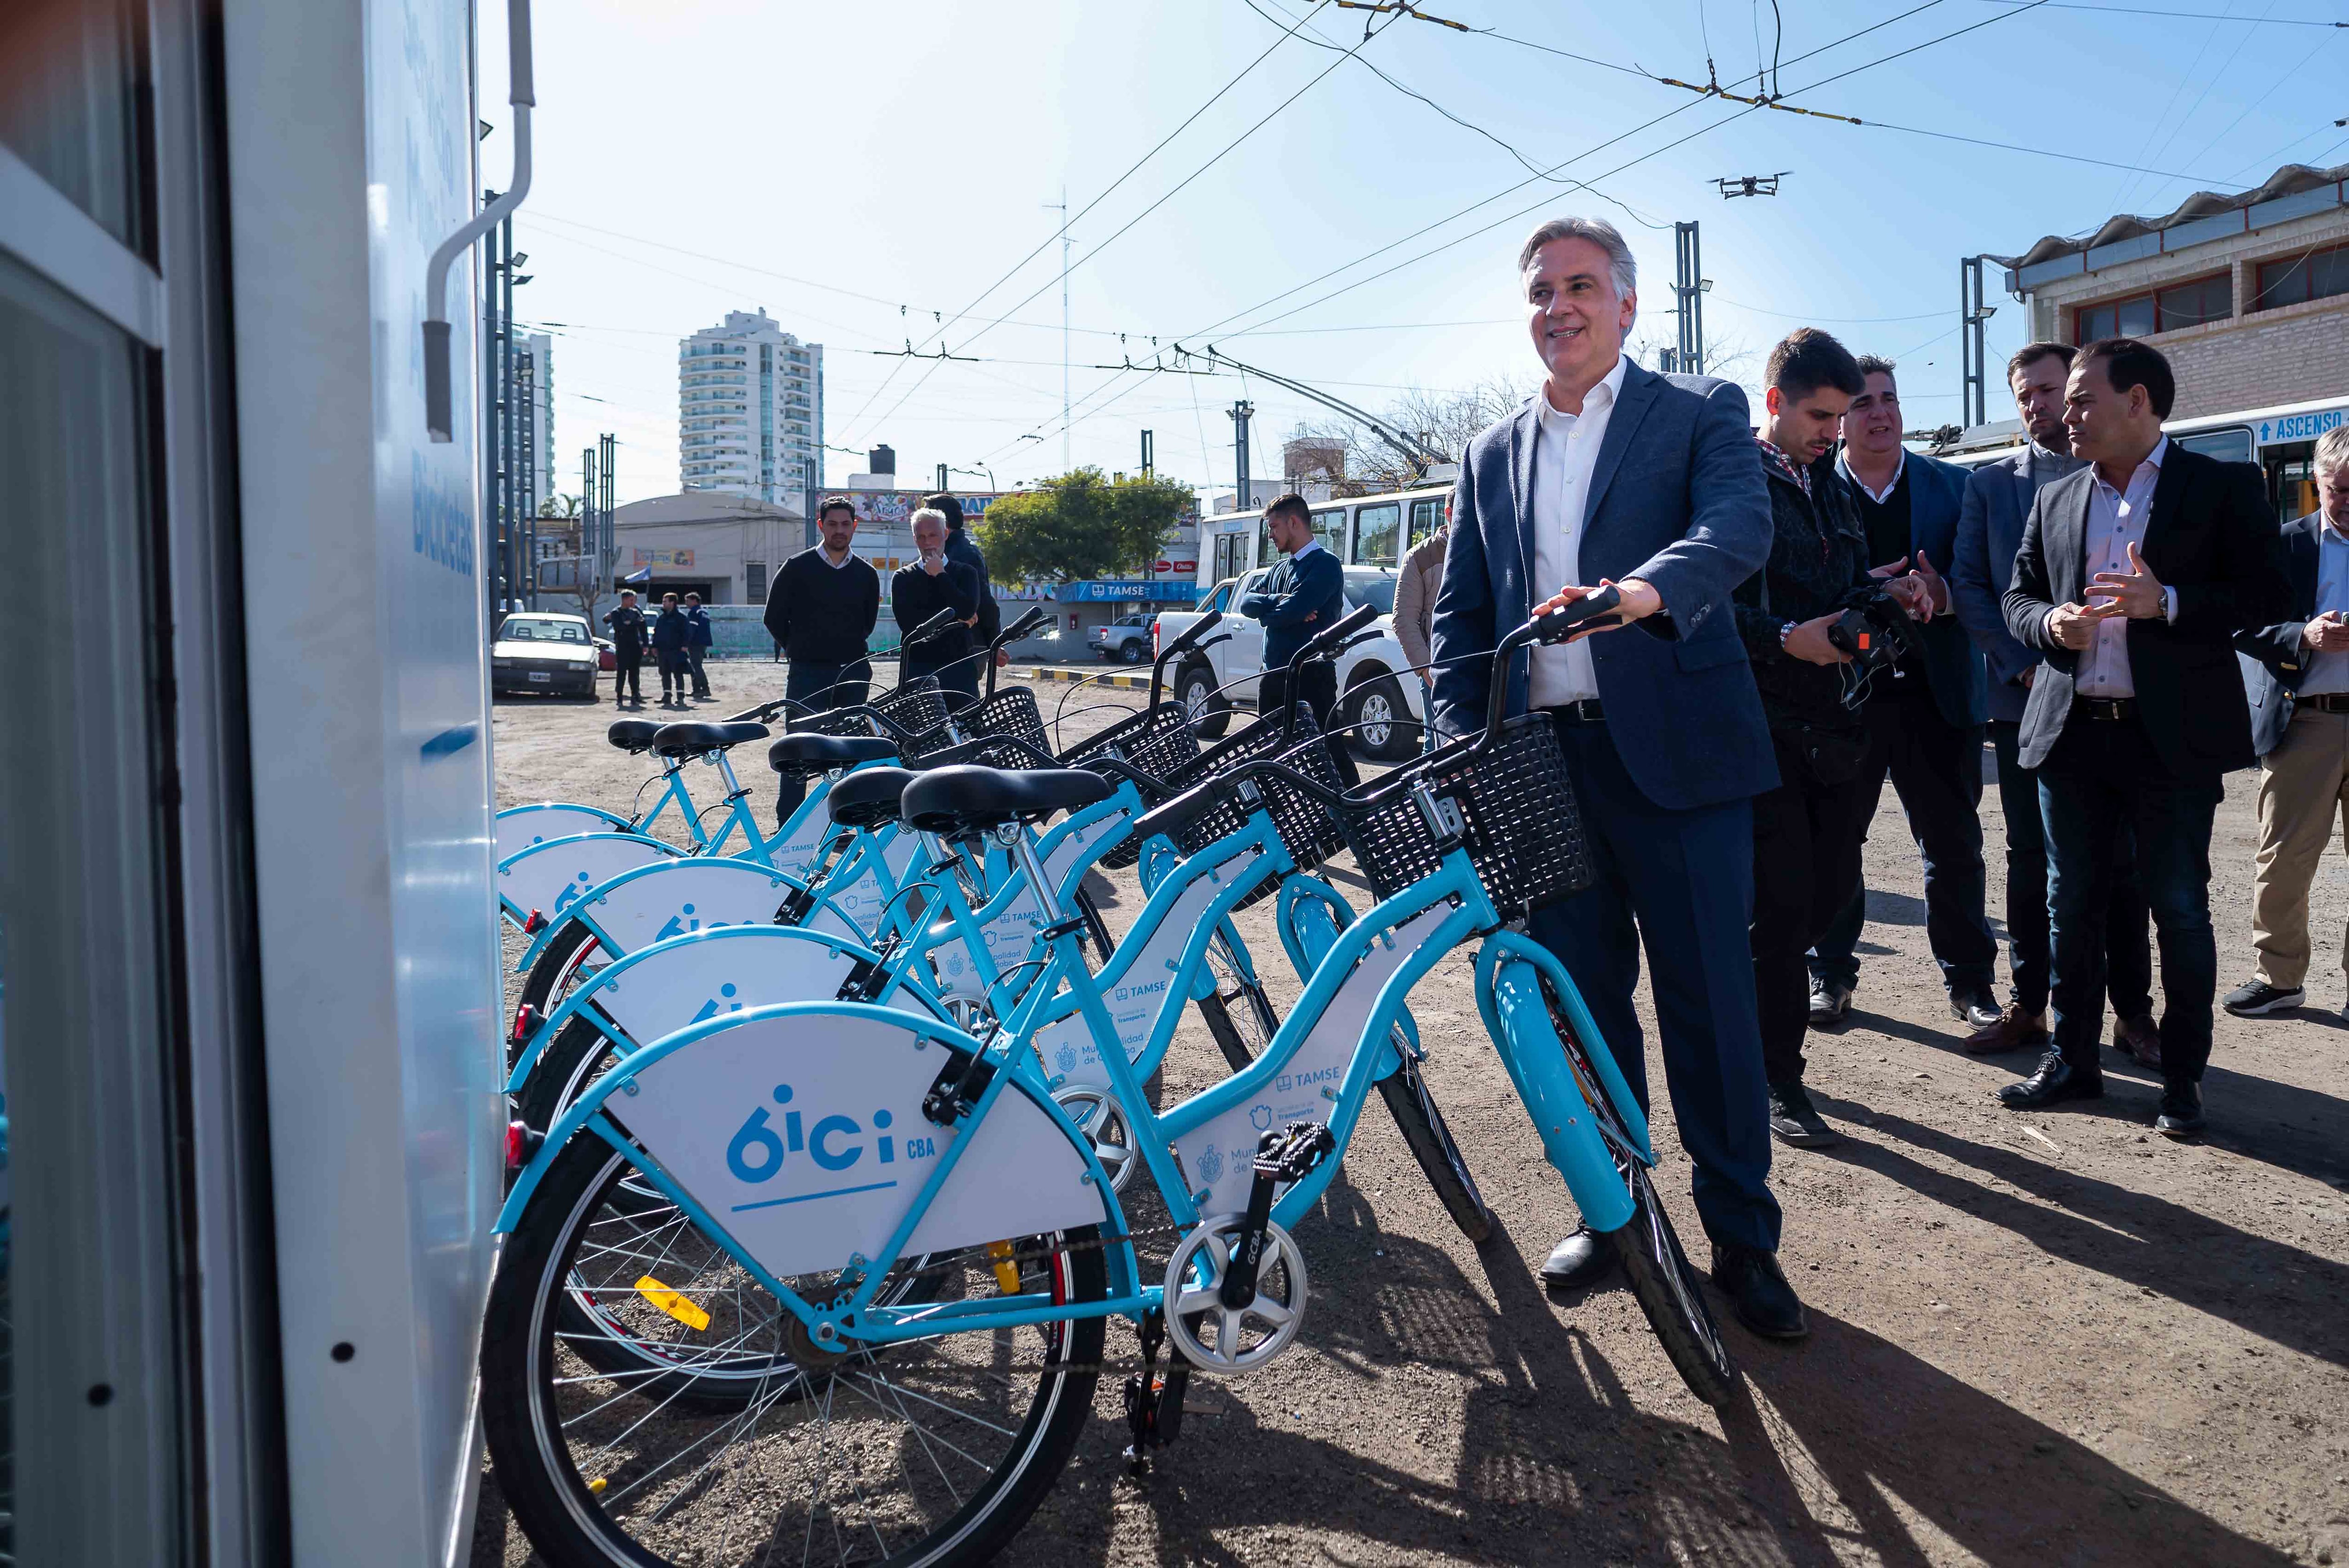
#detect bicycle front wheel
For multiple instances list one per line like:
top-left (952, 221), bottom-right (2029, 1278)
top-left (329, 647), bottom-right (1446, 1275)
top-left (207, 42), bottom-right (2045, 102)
top-left (483, 1133), bottom-right (1108, 1568)
top-left (1195, 924), bottom-right (1276, 1073)
top-left (1375, 1052), bottom-right (1494, 1243)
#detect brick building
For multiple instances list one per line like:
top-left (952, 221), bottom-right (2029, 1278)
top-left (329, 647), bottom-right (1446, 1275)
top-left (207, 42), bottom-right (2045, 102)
top-left (1983, 160), bottom-right (2347, 518)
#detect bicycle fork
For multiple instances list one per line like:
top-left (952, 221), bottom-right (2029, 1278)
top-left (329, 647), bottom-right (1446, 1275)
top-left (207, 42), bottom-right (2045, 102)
top-left (1473, 931), bottom-right (1655, 1237)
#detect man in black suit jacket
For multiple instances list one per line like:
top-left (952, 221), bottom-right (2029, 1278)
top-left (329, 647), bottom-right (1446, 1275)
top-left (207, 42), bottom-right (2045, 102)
top-left (1241, 493), bottom-right (1347, 728)
top-left (1999, 338), bottom-right (2289, 1135)
top-left (2226, 426), bottom-right (2349, 1017)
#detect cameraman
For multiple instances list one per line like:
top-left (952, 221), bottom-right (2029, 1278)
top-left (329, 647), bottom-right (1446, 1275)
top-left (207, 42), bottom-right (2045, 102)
top-left (1734, 330), bottom-right (1931, 1148)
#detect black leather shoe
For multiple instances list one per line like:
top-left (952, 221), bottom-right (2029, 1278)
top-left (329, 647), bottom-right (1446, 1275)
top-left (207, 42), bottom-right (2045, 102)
top-left (1808, 977), bottom-right (1852, 1028)
top-left (1767, 1079), bottom-right (1840, 1148)
top-left (1949, 988), bottom-right (2003, 1031)
top-left (1710, 1243), bottom-right (1809, 1339)
top-left (1539, 1226), bottom-right (1618, 1289)
top-left (2155, 1081), bottom-right (2205, 1139)
top-left (1995, 1050), bottom-right (2103, 1110)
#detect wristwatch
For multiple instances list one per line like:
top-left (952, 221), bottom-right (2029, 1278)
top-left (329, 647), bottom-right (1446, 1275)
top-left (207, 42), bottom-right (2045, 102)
top-left (1778, 620), bottom-right (1798, 650)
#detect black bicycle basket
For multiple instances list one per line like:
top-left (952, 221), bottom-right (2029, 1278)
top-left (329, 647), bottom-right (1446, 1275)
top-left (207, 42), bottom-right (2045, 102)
top-left (899, 684), bottom-right (1050, 766)
top-left (1156, 704), bottom-right (1349, 908)
top-left (1334, 714), bottom-right (1593, 922)
top-left (1059, 701), bottom-right (1203, 868)
top-left (807, 675), bottom-right (949, 742)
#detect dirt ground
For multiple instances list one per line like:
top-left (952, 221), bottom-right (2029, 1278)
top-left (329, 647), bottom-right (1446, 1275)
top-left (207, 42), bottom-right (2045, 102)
top-left (474, 657), bottom-right (2349, 1568)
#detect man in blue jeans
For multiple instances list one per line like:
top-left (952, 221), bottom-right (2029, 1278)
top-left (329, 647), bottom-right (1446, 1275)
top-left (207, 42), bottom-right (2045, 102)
top-left (1999, 338), bottom-right (2287, 1135)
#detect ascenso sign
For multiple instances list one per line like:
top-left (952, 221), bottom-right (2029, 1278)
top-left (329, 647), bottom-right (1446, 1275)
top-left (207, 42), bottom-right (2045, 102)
top-left (2256, 406), bottom-right (2347, 447)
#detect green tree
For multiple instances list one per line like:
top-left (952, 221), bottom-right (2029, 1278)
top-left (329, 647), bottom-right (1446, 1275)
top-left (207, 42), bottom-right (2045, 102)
top-left (974, 467), bottom-right (1194, 585)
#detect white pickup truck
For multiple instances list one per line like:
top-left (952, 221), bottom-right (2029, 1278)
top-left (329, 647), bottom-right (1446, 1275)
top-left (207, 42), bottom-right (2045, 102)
top-left (1152, 565), bottom-right (1426, 761)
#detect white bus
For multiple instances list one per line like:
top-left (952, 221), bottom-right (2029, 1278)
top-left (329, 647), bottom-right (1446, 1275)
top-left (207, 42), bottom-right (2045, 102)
top-left (1196, 480), bottom-right (1455, 591)
top-left (1933, 392), bottom-right (2346, 522)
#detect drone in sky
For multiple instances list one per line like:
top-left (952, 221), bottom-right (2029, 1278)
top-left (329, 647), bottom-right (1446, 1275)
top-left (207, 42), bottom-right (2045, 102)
top-left (1714, 171), bottom-right (1790, 199)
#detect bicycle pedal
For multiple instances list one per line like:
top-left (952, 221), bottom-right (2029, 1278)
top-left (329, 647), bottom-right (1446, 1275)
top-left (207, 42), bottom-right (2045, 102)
top-left (1252, 1120), bottom-right (1336, 1185)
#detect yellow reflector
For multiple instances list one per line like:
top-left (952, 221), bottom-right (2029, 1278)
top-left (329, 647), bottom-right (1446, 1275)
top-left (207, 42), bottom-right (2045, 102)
top-left (987, 1240), bottom-right (1021, 1295)
top-left (587, 1477), bottom-right (607, 1496)
top-left (633, 1275), bottom-right (711, 1332)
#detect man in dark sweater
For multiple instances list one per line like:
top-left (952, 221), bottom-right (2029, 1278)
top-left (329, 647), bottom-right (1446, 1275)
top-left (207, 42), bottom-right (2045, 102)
top-left (894, 506), bottom-right (981, 707)
top-left (764, 497), bottom-right (880, 821)
top-left (1733, 330), bottom-right (1932, 1151)
top-left (1242, 492), bottom-right (1347, 727)
top-left (926, 491), bottom-right (1004, 670)
top-left (602, 590), bottom-right (647, 706)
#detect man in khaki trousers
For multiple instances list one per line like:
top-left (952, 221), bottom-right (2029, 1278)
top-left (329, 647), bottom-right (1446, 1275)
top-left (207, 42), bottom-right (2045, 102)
top-left (2229, 426), bottom-right (2349, 1017)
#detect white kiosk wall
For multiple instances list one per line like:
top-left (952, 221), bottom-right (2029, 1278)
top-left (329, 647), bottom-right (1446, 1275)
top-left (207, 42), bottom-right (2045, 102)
top-left (223, 0), bottom-right (500, 1561)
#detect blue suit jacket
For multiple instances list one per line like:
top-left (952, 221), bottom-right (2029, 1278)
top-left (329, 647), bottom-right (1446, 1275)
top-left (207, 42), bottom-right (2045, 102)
top-left (1241, 545), bottom-right (1346, 672)
top-left (2234, 513), bottom-right (2325, 758)
top-left (1843, 450), bottom-right (1984, 728)
top-left (1430, 360), bottom-right (1777, 812)
top-left (1950, 443), bottom-right (2086, 724)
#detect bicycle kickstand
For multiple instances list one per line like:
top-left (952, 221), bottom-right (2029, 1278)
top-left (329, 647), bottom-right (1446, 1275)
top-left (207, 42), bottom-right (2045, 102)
top-left (1121, 1308), bottom-right (1189, 1475)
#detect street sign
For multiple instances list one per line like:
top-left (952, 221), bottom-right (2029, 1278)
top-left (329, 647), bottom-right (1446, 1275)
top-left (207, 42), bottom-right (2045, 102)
top-left (2256, 406), bottom-right (2347, 448)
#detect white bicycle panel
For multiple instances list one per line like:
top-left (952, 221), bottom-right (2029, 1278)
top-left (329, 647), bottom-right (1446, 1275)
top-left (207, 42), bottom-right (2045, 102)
top-left (768, 787), bottom-right (840, 878)
top-left (931, 885), bottom-right (1048, 1003)
top-left (617, 1011), bottom-right (1101, 1280)
top-left (498, 834), bottom-right (678, 924)
top-left (1172, 906), bottom-right (1449, 1216)
top-left (585, 932), bottom-right (867, 1048)
top-left (1042, 807), bottom-right (1133, 887)
top-left (579, 860), bottom-right (849, 958)
top-left (496, 803), bottom-right (625, 865)
top-left (815, 829), bottom-right (921, 939)
top-left (1027, 845), bottom-right (1252, 1089)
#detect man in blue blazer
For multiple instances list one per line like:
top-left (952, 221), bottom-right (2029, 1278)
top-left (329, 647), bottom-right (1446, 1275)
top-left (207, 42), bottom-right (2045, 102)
top-left (2226, 426), bottom-right (2349, 1018)
top-left (1241, 493), bottom-right (1347, 727)
top-left (1948, 342), bottom-right (2155, 1058)
top-left (1431, 217), bottom-right (1804, 1338)
top-left (1807, 357), bottom-right (1999, 1030)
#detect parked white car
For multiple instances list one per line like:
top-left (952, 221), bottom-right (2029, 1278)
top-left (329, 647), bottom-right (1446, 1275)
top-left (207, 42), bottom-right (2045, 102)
top-left (1152, 567), bottom-right (1426, 760)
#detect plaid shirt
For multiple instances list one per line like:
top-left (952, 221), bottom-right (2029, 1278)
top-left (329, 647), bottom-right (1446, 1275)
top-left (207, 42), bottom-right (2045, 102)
top-left (1755, 437), bottom-right (1812, 498)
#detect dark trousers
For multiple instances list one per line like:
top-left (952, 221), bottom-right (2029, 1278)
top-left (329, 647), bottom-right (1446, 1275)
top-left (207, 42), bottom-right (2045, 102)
top-left (775, 658), bottom-right (872, 823)
top-left (686, 644), bottom-right (710, 697)
top-left (658, 652), bottom-right (686, 699)
top-left (1987, 719), bottom-right (2152, 1018)
top-left (1810, 679), bottom-right (1996, 996)
top-left (1258, 661), bottom-right (1338, 732)
top-left (2038, 713), bottom-right (2222, 1083)
top-left (1752, 744), bottom-right (1875, 1086)
top-left (1528, 716), bottom-right (1780, 1255)
top-left (613, 651), bottom-right (642, 702)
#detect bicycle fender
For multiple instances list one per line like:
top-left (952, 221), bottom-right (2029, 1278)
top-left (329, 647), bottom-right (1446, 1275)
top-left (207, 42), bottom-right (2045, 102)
top-left (514, 855), bottom-right (857, 976)
top-left (494, 802), bottom-right (631, 866)
top-left (1482, 956), bottom-right (1636, 1234)
top-left (497, 831), bottom-right (678, 931)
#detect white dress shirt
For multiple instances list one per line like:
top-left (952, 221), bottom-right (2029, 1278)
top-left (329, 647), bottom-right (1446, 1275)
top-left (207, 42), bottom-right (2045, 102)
top-left (1841, 447), bottom-right (1905, 505)
top-left (2068, 435), bottom-right (2178, 698)
top-left (1528, 353), bottom-right (1627, 708)
top-left (2300, 515), bottom-right (2349, 697)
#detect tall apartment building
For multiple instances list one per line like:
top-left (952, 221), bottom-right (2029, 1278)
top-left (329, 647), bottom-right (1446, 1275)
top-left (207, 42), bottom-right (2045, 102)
top-left (678, 309), bottom-right (824, 506)
top-left (522, 330), bottom-right (555, 501)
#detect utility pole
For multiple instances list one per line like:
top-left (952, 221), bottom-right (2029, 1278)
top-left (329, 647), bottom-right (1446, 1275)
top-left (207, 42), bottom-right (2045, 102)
top-left (1673, 221), bottom-right (1706, 377)
top-left (1045, 186), bottom-right (1070, 472)
top-left (1960, 255), bottom-right (1997, 429)
top-left (498, 211), bottom-right (515, 613)
top-left (599, 432), bottom-right (616, 594)
top-left (582, 444), bottom-right (599, 605)
top-left (480, 189), bottom-right (501, 635)
top-left (1230, 400), bottom-right (1254, 515)
top-left (936, 461), bottom-right (949, 492)
top-left (1139, 428), bottom-right (1154, 480)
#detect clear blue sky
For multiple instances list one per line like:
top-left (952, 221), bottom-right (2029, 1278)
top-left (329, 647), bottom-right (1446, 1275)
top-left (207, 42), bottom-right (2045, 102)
top-left (478, 0), bottom-right (2347, 505)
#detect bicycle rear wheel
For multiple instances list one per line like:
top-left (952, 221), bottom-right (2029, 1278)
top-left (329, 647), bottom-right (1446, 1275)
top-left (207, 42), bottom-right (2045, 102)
top-left (513, 919), bottom-right (599, 1066)
top-left (1195, 925), bottom-right (1276, 1073)
top-left (483, 1132), bottom-right (1107, 1567)
top-left (1541, 980), bottom-right (1735, 1407)
top-left (1375, 1052), bottom-right (1494, 1243)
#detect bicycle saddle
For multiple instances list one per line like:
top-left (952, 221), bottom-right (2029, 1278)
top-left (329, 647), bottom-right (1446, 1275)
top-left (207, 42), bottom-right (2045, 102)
top-left (607, 719), bottom-right (665, 753)
top-left (824, 767), bottom-right (915, 830)
top-left (650, 720), bottom-right (770, 758)
top-left (767, 733), bottom-right (897, 776)
top-left (900, 765), bottom-right (1112, 835)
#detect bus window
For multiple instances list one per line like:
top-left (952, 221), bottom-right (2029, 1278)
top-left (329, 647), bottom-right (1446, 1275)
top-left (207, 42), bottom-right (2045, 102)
top-left (1408, 497), bottom-right (1442, 550)
top-left (2174, 426), bottom-right (2252, 465)
top-left (1312, 509), bottom-right (1346, 557)
top-left (1353, 502), bottom-right (1400, 566)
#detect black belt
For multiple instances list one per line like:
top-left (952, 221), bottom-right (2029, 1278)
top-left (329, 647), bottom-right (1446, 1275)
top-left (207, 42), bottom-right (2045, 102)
top-left (2072, 696), bottom-right (2139, 722)
top-left (2300, 692), bottom-right (2349, 714)
top-left (1546, 699), bottom-right (1607, 725)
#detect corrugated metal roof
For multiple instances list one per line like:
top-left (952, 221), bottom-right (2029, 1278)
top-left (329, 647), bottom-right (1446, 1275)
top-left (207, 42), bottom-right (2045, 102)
top-left (1990, 161), bottom-right (2349, 272)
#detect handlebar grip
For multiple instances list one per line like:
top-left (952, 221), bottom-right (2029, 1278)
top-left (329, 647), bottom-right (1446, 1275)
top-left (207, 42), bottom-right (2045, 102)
top-left (1160, 608), bottom-right (1224, 660)
top-left (1000, 604), bottom-right (1047, 645)
top-left (903, 607), bottom-right (960, 648)
top-left (1530, 586), bottom-right (1623, 644)
top-left (1303, 601), bottom-right (1379, 657)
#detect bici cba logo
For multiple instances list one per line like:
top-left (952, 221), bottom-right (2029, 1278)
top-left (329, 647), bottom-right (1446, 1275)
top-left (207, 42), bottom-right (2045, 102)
top-left (725, 1083), bottom-right (940, 1210)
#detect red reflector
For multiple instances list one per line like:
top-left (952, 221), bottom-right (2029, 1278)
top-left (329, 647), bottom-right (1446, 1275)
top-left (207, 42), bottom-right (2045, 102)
top-left (506, 1121), bottom-right (528, 1172)
top-left (522, 908), bottom-right (547, 935)
top-left (511, 1004), bottom-right (537, 1045)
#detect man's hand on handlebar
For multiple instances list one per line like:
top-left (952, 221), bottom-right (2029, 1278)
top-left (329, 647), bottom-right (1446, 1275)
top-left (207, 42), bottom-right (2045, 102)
top-left (1533, 576), bottom-right (1659, 641)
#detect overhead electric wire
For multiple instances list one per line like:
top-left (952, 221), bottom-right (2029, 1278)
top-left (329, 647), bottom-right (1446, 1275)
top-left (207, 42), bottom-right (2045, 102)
top-left (1973, 0), bottom-right (2339, 21)
top-left (837, 0), bottom-right (1344, 442)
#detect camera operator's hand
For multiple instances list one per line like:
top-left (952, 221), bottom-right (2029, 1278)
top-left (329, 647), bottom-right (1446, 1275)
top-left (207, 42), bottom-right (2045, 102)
top-left (2045, 601), bottom-right (2109, 651)
top-left (1534, 577), bottom-right (1660, 641)
top-left (1784, 614), bottom-right (1852, 666)
top-left (2087, 541), bottom-right (2166, 620)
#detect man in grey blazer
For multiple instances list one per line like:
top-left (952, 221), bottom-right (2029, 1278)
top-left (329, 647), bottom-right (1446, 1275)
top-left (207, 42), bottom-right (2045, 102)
top-left (1432, 217), bottom-right (1804, 1338)
top-left (1948, 342), bottom-right (2155, 1058)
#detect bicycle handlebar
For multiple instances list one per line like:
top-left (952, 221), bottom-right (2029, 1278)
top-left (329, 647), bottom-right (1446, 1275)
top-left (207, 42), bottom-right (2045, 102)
top-left (1149, 608), bottom-right (1224, 707)
top-left (996, 604), bottom-right (1048, 649)
top-left (1293, 601), bottom-right (1378, 668)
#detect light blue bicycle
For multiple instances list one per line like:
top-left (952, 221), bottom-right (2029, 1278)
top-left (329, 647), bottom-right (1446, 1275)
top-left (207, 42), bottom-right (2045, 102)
top-left (480, 592), bottom-right (1733, 1568)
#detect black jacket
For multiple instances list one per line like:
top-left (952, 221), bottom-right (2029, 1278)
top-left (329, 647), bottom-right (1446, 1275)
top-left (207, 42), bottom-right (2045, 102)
top-left (945, 528), bottom-right (1001, 645)
top-left (2233, 512), bottom-right (2327, 758)
top-left (2003, 443), bottom-right (2289, 776)
top-left (602, 603), bottom-right (647, 653)
top-left (650, 606), bottom-right (691, 658)
top-left (764, 547), bottom-right (880, 665)
top-left (1732, 452), bottom-right (1875, 737)
top-left (892, 559), bottom-right (980, 679)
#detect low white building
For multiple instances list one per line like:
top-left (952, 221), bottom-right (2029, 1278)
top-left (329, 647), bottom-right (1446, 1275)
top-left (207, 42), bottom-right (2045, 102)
top-left (610, 491), bottom-right (806, 607)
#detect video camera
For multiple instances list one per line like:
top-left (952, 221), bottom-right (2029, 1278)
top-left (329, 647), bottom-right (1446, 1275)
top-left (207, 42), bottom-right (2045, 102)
top-left (1825, 590), bottom-right (1924, 678)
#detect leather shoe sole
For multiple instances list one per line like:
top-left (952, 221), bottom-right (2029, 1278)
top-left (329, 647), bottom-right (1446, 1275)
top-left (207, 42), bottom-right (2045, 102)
top-left (1996, 1074), bottom-right (2103, 1110)
top-left (1539, 1229), bottom-right (1618, 1289)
